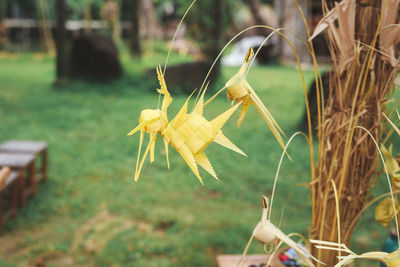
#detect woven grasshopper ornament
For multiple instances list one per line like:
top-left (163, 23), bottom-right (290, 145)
top-left (128, 67), bottom-right (246, 184)
top-left (127, 66), bottom-right (172, 180)
top-left (225, 47), bottom-right (286, 150)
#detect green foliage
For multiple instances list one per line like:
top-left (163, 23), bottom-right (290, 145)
top-left (260, 0), bottom-right (274, 5)
top-left (66, 0), bottom-right (106, 20)
top-left (174, 0), bottom-right (239, 57)
top-left (2, 0), bottom-right (38, 18)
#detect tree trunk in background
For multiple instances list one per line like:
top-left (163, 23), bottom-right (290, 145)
top-left (130, 0), bottom-right (141, 57)
top-left (84, 0), bottom-right (92, 33)
top-left (310, 0), bottom-right (398, 265)
top-left (0, 1), bottom-right (6, 50)
top-left (36, 0), bottom-right (55, 53)
top-left (246, 0), bottom-right (272, 36)
top-left (275, 0), bottom-right (310, 63)
top-left (55, 0), bottom-right (68, 83)
top-left (140, 0), bottom-right (155, 40)
top-left (247, 0), bottom-right (265, 25)
top-left (211, 0), bottom-right (224, 78)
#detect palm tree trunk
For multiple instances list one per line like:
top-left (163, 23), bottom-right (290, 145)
top-left (310, 0), bottom-right (398, 265)
top-left (0, 1), bottom-right (6, 50)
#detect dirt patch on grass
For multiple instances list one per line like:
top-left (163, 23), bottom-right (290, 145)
top-left (0, 204), bottom-right (159, 266)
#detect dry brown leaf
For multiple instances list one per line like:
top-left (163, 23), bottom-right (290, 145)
top-left (309, 1), bottom-right (345, 40)
top-left (309, 0), bottom-right (355, 72)
top-left (379, 0), bottom-right (400, 66)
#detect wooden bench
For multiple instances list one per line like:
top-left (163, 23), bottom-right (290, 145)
top-left (0, 152), bottom-right (36, 206)
top-left (0, 167), bottom-right (22, 234)
top-left (0, 140), bottom-right (48, 182)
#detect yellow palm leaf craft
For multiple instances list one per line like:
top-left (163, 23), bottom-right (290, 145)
top-left (240, 196), bottom-right (323, 267)
top-left (127, 0), bottom-right (197, 180)
top-left (127, 66), bottom-right (171, 181)
top-left (224, 47), bottom-right (286, 151)
top-left (379, 0), bottom-right (400, 67)
top-left (162, 88), bottom-right (246, 185)
top-left (381, 144), bottom-right (400, 189)
top-left (310, 240), bottom-right (400, 267)
top-left (309, 0), bottom-right (355, 73)
top-left (375, 197), bottom-right (399, 227)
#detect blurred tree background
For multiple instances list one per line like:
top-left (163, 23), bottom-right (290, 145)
top-left (1, 0), bottom-right (262, 86)
top-left (0, 0), bottom-right (278, 63)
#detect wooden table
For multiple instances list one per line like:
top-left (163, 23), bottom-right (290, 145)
top-left (0, 140), bottom-right (48, 182)
top-left (0, 170), bottom-right (21, 234)
top-left (217, 254), bottom-right (285, 267)
top-left (0, 152), bottom-right (36, 206)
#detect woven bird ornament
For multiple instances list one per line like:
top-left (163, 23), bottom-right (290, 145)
top-left (128, 67), bottom-right (246, 184)
top-left (225, 47), bottom-right (286, 151)
top-left (243, 196), bottom-right (322, 267)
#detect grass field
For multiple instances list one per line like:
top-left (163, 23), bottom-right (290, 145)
top-left (0, 49), bottom-right (395, 266)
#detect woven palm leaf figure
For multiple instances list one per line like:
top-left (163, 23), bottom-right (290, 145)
top-left (225, 47), bottom-right (286, 150)
top-left (127, 66), bottom-right (172, 180)
top-left (242, 196), bottom-right (322, 267)
top-left (128, 67), bottom-right (246, 184)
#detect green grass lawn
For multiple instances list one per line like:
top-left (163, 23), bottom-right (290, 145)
top-left (0, 50), bottom-right (395, 266)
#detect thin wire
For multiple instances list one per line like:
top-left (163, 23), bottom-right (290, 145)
top-left (268, 131), bottom-right (309, 220)
top-left (163, 0), bottom-right (197, 75)
top-left (157, 0), bottom-right (196, 110)
top-left (356, 40), bottom-right (400, 65)
top-left (204, 86), bottom-right (226, 107)
top-left (237, 236), bottom-right (254, 267)
top-left (244, 28), bottom-right (313, 78)
top-left (197, 25), bottom-right (318, 109)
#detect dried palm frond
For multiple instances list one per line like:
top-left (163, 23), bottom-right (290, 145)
top-left (309, 0), bottom-right (399, 264)
top-left (384, 111), bottom-right (400, 136)
top-left (309, 1), bottom-right (344, 40)
top-left (309, 0), bottom-right (355, 72)
top-left (379, 0), bottom-right (400, 67)
top-left (310, 240), bottom-right (400, 267)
